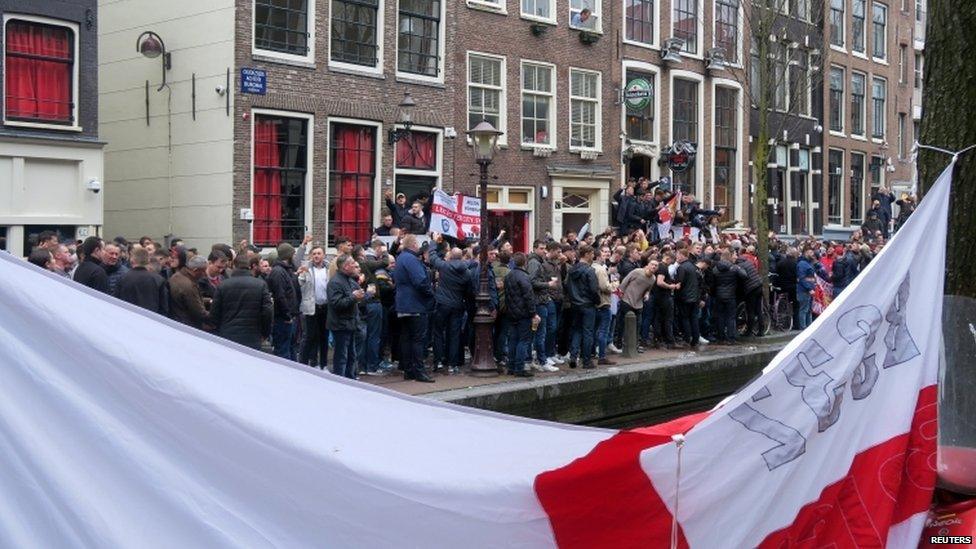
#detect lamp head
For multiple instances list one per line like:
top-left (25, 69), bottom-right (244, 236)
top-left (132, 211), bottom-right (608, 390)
top-left (398, 92), bottom-right (416, 126)
top-left (137, 32), bottom-right (164, 59)
top-left (466, 120), bottom-right (504, 162)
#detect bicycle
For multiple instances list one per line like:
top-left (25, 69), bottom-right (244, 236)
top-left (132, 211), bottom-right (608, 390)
top-left (736, 299), bottom-right (770, 337)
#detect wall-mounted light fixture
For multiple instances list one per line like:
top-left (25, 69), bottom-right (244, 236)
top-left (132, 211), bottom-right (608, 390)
top-left (136, 31), bottom-right (171, 91)
top-left (388, 92), bottom-right (417, 145)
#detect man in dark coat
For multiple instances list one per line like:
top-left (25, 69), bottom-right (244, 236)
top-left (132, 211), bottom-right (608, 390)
top-left (503, 253), bottom-right (537, 377)
top-left (168, 255), bottom-right (210, 329)
top-left (735, 252), bottom-right (764, 337)
top-left (429, 244), bottom-right (475, 374)
top-left (774, 247), bottom-right (799, 330)
top-left (564, 245), bottom-right (600, 368)
top-left (116, 247), bottom-right (169, 315)
top-left (327, 255), bottom-right (367, 379)
top-left (73, 236), bottom-right (110, 294)
top-left (675, 248), bottom-right (703, 347)
top-left (267, 243), bottom-right (300, 361)
top-left (710, 251), bottom-right (743, 344)
top-left (398, 200), bottom-right (428, 235)
top-left (210, 253), bottom-right (273, 350)
top-left (393, 234), bottom-right (436, 383)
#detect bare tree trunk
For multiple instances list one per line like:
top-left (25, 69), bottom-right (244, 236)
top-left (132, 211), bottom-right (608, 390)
top-left (752, 15), bottom-right (772, 298)
top-left (918, 2), bottom-right (976, 298)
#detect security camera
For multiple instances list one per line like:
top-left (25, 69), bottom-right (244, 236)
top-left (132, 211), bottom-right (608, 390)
top-left (813, 124), bottom-right (824, 134)
top-left (86, 179), bottom-right (102, 194)
top-left (215, 85), bottom-right (227, 96)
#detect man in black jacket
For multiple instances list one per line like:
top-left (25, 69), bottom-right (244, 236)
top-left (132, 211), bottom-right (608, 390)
top-left (399, 200), bottom-right (427, 235)
top-left (116, 247), bottom-right (169, 315)
top-left (429, 244), bottom-right (474, 374)
top-left (328, 256), bottom-right (369, 379)
top-left (710, 251), bottom-right (742, 344)
top-left (774, 248), bottom-right (799, 330)
top-left (675, 248), bottom-right (703, 347)
top-left (526, 240), bottom-right (558, 372)
top-left (211, 254), bottom-right (273, 349)
top-left (565, 245), bottom-right (600, 368)
top-left (267, 243), bottom-right (300, 360)
top-left (503, 253), bottom-right (538, 377)
top-left (73, 236), bottom-right (110, 294)
top-left (735, 252), bottom-right (764, 337)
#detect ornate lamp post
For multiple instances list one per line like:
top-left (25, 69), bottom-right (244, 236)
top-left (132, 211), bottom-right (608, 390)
top-left (135, 31), bottom-right (172, 91)
top-left (467, 121), bottom-right (504, 376)
top-left (388, 92), bottom-right (417, 145)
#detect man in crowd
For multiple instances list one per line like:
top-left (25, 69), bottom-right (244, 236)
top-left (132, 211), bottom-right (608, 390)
top-left (197, 250), bottom-right (228, 306)
top-left (527, 240), bottom-right (559, 372)
top-left (593, 246), bottom-right (617, 365)
top-left (73, 236), bottom-right (110, 294)
top-left (735, 249), bottom-right (763, 337)
top-left (429, 243), bottom-right (472, 375)
top-left (617, 260), bottom-right (658, 351)
top-left (384, 190), bottom-right (410, 227)
top-left (327, 255), bottom-right (368, 380)
top-left (393, 234), bottom-right (435, 383)
top-left (710, 251), bottom-right (741, 344)
top-left (565, 245), bottom-right (599, 369)
top-left (492, 249), bottom-right (512, 367)
top-left (102, 242), bottom-right (129, 296)
top-left (297, 245), bottom-right (330, 369)
top-left (652, 253), bottom-right (678, 349)
top-left (775, 247), bottom-right (799, 329)
top-left (399, 201), bottom-right (427, 235)
top-left (374, 213), bottom-right (397, 237)
top-left (357, 242), bottom-right (390, 375)
top-left (52, 243), bottom-right (74, 277)
top-left (544, 242), bottom-right (565, 365)
top-left (210, 253), bottom-right (273, 349)
top-left (503, 253), bottom-right (537, 377)
top-left (169, 255), bottom-right (209, 329)
top-left (675, 248), bottom-right (703, 348)
top-left (117, 247), bottom-right (169, 315)
top-left (267, 243), bottom-right (300, 360)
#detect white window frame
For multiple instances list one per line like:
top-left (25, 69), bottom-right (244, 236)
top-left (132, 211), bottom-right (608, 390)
top-left (520, 59), bottom-right (557, 149)
top-left (468, 0), bottom-right (508, 14)
top-left (622, 0), bottom-right (658, 50)
top-left (711, 0), bottom-right (744, 67)
top-left (2, 14), bottom-right (81, 132)
top-left (466, 51), bottom-right (507, 146)
top-left (851, 0), bottom-right (867, 55)
top-left (393, 126), bottom-right (445, 188)
top-left (327, 0), bottom-right (385, 76)
top-left (828, 65), bottom-right (846, 136)
top-left (394, 0), bottom-right (447, 85)
top-left (668, 70), bottom-right (705, 197)
top-left (251, 0), bottom-right (316, 65)
top-left (872, 2), bottom-right (888, 63)
top-left (828, 0), bottom-right (846, 51)
top-left (871, 75), bottom-right (887, 142)
top-left (521, 0), bottom-right (556, 23)
top-left (827, 148), bottom-right (846, 225)
top-left (850, 70), bottom-right (868, 139)
top-left (568, 67), bottom-right (602, 153)
top-left (325, 117), bottom-right (384, 247)
top-left (249, 108), bottom-right (315, 247)
top-left (569, 0), bottom-right (603, 33)
top-left (671, 0), bottom-right (703, 59)
top-left (620, 60), bottom-right (661, 149)
top-left (787, 48), bottom-right (814, 118)
top-left (710, 78), bottom-right (744, 218)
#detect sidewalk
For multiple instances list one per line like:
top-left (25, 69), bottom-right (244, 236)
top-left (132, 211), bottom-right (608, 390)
top-left (359, 332), bottom-right (795, 397)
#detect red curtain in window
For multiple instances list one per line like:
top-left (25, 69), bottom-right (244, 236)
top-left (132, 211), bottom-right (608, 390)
top-left (333, 125), bottom-right (375, 244)
top-left (253, 119), bottom-right (282, 245)
top-left (5, 21), bottom-right (72, 123)
top-left (395, 132), bottom-right (436, 170)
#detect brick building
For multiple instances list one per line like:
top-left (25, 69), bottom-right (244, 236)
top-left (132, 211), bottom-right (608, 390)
top-left (821, 0), bottom-right (918, 231)
top-left (452, 0), bottom-right (619, 251)
top-left (1, 0), bottom-right (104, 256)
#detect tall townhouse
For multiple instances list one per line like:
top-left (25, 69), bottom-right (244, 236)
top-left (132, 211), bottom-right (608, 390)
top-left (1, 0), bottom-right (104, 256)
top-left (747, 0), bottom-right (826, 236)
top-left (619, 0), bottom-right (751, 226)
top-left (822, 0), bottom-right (915, 232)
top-left (454, 0), bottom-right (619, 250)
top-left (100, 0), bottom-right (457, 250)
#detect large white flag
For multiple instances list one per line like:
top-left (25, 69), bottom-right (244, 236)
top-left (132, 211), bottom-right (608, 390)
top-left (0, 162), bottom-right (954, 547)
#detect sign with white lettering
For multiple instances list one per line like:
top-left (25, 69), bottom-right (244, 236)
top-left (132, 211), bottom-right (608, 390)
top-left (240, 68), bottom-right (267, 95)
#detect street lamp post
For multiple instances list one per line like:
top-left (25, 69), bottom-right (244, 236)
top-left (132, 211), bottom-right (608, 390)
top-left (467, 121), bottom-right (504, 376)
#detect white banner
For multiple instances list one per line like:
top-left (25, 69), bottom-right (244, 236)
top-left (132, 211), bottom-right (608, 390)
top-left (430, 189), bottom-right (482, 240)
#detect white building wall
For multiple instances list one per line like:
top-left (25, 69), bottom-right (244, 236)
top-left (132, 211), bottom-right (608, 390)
top-left (98, 0), bottom-right (235, 249)
top-left (0, 138), bottom-right (104, 256)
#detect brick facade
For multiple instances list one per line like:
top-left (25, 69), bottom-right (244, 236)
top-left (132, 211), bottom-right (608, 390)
top-left (821, 0), bottom-right (916, 229)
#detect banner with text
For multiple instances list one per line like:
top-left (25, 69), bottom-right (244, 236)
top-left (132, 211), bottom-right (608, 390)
top-left (430, 189), bottom-right (482, 240)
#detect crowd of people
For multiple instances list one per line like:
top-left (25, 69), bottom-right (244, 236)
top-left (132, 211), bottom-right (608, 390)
top-left (16, 177), bottom-right (916, 384)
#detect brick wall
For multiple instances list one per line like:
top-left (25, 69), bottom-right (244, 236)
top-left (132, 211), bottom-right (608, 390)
top-left (231, 0), bottom-right (458, 246)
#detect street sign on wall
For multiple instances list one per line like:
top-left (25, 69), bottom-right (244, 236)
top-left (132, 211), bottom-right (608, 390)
top-left (240, 68), bottom-right (267, 95)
